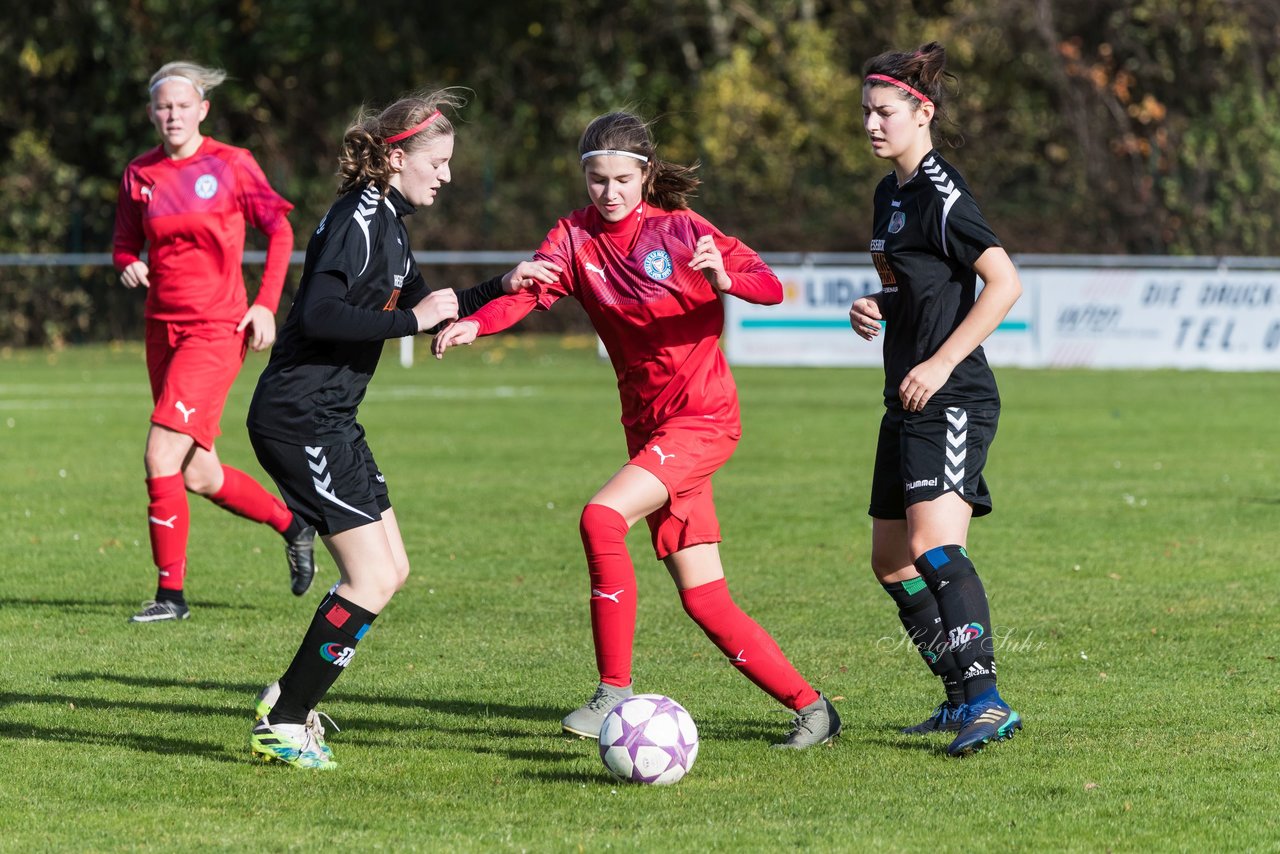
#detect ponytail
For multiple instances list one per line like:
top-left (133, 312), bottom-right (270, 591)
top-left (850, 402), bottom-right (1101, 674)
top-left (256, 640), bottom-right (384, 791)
top-left (337, 88), bottom-right (465, 195)
top-left (863, 42), bottom-right (960, 144)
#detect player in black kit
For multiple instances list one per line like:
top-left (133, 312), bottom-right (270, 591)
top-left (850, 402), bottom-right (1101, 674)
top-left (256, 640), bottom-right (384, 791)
top-left (246, 89), bottom-right (558, 769)
top-left (849, 44), bottom-right (1025, 756)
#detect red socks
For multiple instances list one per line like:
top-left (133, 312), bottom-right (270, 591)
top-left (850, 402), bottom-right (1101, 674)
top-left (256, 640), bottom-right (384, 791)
top-left (580, 504), bottom-right (637, 688)
top-left (148, 466), bottom-right (291, 596)
top-left (579, 504), bottom-right (819, 711)
top-left (146, 473), bottom-right (189, 592)
top-left (209, 466), bottom-right (293, 533)
top-left (680, 578), bottom-right (819, 711)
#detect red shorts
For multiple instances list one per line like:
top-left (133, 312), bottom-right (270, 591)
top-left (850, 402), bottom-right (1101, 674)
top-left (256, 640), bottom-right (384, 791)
top-left (146, 319), bottom-right (247, 450)
top-left (626, 417), bottom-right (740, 560)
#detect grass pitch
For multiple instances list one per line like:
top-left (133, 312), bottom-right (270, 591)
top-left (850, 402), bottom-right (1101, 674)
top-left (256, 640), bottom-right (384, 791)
top-left (1, 337), bottom-right (1277, 851)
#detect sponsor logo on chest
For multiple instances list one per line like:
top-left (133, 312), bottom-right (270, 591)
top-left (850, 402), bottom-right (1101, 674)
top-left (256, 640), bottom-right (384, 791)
top-left (194, 174), bottom-right (219, 200)
top-left (642, 249), bottom-right (673, 281)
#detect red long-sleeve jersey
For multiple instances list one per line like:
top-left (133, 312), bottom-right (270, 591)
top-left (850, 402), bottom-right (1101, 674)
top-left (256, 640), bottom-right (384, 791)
top-left (465, 202), bottom-right (782, 434)
top-left (112, 137), bottom-right (294, 323)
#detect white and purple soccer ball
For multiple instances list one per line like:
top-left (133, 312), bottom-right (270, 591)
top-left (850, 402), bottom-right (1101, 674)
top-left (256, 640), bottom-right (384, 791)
top-left (598, 694), bottom-right (699, 785)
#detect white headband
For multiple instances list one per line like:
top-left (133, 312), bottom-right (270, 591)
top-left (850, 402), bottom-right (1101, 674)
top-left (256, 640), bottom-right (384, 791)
top-left (580, 149), bottom-right (649, 164)
top-left (149, 76), bottom-right (205, 99)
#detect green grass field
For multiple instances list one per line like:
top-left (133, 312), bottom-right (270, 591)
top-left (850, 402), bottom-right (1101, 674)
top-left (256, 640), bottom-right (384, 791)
top-left (1, 337), bottom-right (1277, 851)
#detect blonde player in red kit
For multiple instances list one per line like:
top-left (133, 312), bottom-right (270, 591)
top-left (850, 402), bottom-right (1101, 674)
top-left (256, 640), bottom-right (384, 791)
top-left (113, 61), bottom-right (315, 623)
top-left (434, 112), bottom-right (840, 748)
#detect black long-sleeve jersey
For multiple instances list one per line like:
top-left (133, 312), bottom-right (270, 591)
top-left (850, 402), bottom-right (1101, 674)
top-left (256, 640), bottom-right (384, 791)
top-left (248, 184), bottom-right (502, 443)
top-left (870, 150), bottom-right (1002, 410)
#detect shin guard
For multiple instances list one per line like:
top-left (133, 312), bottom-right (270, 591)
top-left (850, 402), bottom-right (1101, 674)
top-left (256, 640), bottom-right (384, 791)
top-left (680, 578), bottom-right (819, 710)
top-left (580, 504), bottom-right (637, 688)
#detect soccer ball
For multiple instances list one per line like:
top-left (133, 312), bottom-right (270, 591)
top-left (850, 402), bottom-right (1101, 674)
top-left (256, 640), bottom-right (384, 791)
top-left (598, 694), bottom-right (699, 785)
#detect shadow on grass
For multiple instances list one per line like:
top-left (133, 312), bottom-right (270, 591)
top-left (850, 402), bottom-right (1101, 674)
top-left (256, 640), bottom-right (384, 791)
top-left (467, 743), bottom-right (584, 764)
top-left (518, 767), bottom-right (609, 785)
top-left (0, 690), bottom-right (238, 719)
top-left (864, 730), bottom-right (950, 754)
top-left (0, 720), bottom-right (239, 763)
top-left (41, 671), bottom-right (798, 762)
top-left (55, 671), bottom-right (266, 695)
top-left (0, 597), bottom-right (239, 612)
top-left (55, 676), bottom-right (558, 727)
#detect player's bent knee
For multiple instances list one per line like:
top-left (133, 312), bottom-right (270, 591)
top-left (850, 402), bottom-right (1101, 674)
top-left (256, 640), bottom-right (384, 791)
top-left (143, 448), bottom-right (184, 479)
top-left (580, 502), bottom-right (629, 547)
top-left (869, 553), bottom-right (897, 577)
top-left (392, 558), bottom-right (410, 591)
top-left (870, 547), bottom-right (913, 582)
top-left (184, 470), bottom-right (219, 496)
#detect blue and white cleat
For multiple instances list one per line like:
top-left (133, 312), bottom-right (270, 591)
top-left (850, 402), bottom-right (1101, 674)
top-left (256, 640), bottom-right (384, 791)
top-left (946, 689), bottom-right (1022, 756)
top-left (901, 700), bottom-right (966, 735)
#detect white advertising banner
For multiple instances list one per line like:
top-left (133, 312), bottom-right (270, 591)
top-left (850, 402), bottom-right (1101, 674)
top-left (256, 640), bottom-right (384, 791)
top-left (725, 265), bottom-right (1280, 371)
top-left (1028, 268), bottom-right (1280, 370)
top-left (724, 265), bottom-right (1036, 367)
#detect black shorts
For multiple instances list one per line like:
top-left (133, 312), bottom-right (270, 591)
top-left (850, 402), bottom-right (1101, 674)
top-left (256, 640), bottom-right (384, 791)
top-left (868, 405), bottom-right (998, 520)
top-left (250, 432), bottom-right (391, 536)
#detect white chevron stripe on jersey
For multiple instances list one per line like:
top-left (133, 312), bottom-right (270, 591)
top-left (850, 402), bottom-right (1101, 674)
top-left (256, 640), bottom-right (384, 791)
top-left (352, 187), bottom-right (381, 277)
top-left (944, 407), bottom-right (967, 494)
top-left (923, 157), bottom-right (956, 196)
top-left (306, 446), bottom-right (374, 521)
top-left (924, 155), bottom-right (963, 257)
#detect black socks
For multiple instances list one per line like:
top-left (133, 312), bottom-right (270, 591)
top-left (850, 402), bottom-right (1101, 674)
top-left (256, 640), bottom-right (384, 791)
top-left (271, 592), bottom-right (378, 724)
top-left (155, 587), bottom-right (185, 605)
top-left (882, 577), bottom-right (965, 705)
top-left (915, 544), bottom-right (996, 701)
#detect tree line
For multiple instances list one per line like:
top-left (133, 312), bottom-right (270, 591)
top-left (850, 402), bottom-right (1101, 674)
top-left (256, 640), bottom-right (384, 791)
top-left (3, 0), bottom-right (1279, 346)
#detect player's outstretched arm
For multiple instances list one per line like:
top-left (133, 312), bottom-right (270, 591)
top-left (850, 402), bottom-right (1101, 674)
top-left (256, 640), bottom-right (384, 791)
top-left (503, 259), bottom-right (562, 293)
top-left (434, 257), bottom-right (566, 360)
top-left (411, 288), bottom-right (460, 333)
top-left (432, 320), bottom-right (479, 359)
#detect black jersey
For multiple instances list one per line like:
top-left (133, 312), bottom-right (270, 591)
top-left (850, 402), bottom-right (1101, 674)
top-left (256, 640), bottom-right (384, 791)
top-left (869, 150), bottom-right (1002, 410)
top-left (248, 184), bottom-right (498, 443)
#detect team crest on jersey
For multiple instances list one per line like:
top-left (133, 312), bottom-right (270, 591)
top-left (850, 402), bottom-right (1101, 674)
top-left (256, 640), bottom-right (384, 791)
top-left (642, 249), bottom-right (673, 281)
top-left (888, 211), bottom-right (907, 234)
top-left (194, 174), bottom-right (219, 200)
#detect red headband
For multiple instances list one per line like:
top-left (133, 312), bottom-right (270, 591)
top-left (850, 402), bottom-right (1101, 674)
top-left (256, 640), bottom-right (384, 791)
top-left (865, 74), bottom-right (933, 107)
top-left (384, 110), bottom-right (443, 145)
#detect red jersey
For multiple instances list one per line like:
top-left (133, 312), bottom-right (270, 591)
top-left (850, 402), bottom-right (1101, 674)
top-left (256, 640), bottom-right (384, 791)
top-left (466, 203), bottom-right (782, 433)
top-left (112, 137), bottom-right (294, 323)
